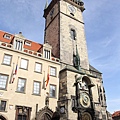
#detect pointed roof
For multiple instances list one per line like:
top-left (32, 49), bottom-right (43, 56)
top-left (44, 0), bottom-right (48, 10)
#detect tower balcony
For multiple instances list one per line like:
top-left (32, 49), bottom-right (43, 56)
top-left (66, 0), bottom-right (85, 12)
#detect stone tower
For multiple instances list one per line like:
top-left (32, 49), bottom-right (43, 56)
top-left (44, 0), bottom-right (89, 70)
top-left (44, 0), bottom-right (108, 120)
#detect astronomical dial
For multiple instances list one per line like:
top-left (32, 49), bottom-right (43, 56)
top-left (80, 92), bottom-right (90, 108)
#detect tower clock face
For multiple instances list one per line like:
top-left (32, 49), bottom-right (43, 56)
top-left (80, 92), bottom-right (90, 108)
top-left (68, 5), bottom-right (76, 14)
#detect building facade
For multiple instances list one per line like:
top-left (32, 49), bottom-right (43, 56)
top-left (0, 0), bottom-right (109, 120)
top-left (0, 31), bottom-right (60, 120)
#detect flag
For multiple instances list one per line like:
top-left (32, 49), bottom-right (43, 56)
top-left (42, 71), bottom-right (46, 90)
top-left (11, 57), bottom-right (19, 83)
top-left (12, 64), bottom-right (18, 83)
top-left (46, 67), bottom-right (49, 88)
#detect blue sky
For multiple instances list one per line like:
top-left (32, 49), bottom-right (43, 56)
top-left (0, 0), bottom-right (120, 113)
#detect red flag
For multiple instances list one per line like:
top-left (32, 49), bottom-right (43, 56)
top-left (11, 57), bottom-right (19, 83)
top-left (12, 64), bottom-right (18, 83)
top-left (46, 67), bottom-right (49, 87)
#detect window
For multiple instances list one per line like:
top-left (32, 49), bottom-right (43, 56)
top-left (15, 106), bottom-right (32, 120)
top-left (20, 59), bottom-right (28, 70)
top-left (17, 78), bottom-right (26, 93)
top-left (0, 100), bottom-right (7, 111)
top-left (49, 84), bottom-right (56, 98)
top-left (70, 29), bottom-right (76, 40)
top-left (3, 54), bottom-right (12, 65)
top-left (14, 40), bottom-right (23, 51)
top-left (35, 63), bottom-right (42, 73)
top-left (0, 74), bottom-right (8, 90)
top-left (44, 49), bottom-right (50, 59)
top-left (25, 41), bottom-right (31, 46)
top-left (50, 67), bottom-right (56, 76)
top-left (4, 34), bottom-right (11, 40)
top-left (33, 81), bottom-right (41, 95)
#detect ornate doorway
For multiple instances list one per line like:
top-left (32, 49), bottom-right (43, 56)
top-left (40, 113), bottom-right (51, 120)
top-left (36, 106), bottom-right (53, 120)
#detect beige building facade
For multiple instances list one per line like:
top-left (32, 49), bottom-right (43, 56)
top-left (0, 31), bottom-right (60, 120)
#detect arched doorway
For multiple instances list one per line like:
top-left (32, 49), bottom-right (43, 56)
top-left (36, 106), bottom-right (53, 120)
top-left (0, 115), bottom-right (7, 120)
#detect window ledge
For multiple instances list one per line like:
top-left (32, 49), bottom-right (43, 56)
top-left (15, 91), bottom-right (26, 94)
top-left (34, 71), bottom-right (42, 74)
top-left (32, 94), bottom-right (41, 96)
top-left (1, 63), bottom-right (11, 66)
top-left (19, 67), bottom-right (28, 71)
top-left (50, 75), bottom-right (57, 77)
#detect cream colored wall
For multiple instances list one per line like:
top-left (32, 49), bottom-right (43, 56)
top-left (60, 0), bottom-right (89, 70)
top-left (0, 46), bottom-right (60, 120)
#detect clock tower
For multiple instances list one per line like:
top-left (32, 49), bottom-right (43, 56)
top-left (44, 0), bottom-right (89, 70)
top-left (43, 0), bottom-right (108, 120)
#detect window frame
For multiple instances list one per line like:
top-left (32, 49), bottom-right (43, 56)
top-left (34, 62), bottom-right (42, 73)
top-left (70, 29), bottom-right (76, 40)
top-left (0, 99), bottom-right (7, 112)
top-left (49, 84), bottom-right (56, 98)
top-left (14, 39), bottom-right (23, 51)
top-left (50, 66), bottom-right (56, 77)
top-left (16, 78), bottom-right (26, 93)
top-left (0, 74), bottom-right (8, 90)
top-left (44, 49), bottom-right (50, 59)
top-left (20, 58), bottom-right (28, 70)
top-left (4, 34), bottom-right (11, 40)
top-left (33, 81), bottom-right (41, 95)
top-left (2, 54), bottom-right (12, 66)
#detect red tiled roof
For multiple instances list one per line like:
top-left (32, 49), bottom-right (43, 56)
top-left (0, 30), bottom-right (42, 52)
top-left (0, 30), bottom-right (14, 43)
top-left (112, 111), bottom-right (120, 118)
top-left (24, 40), bottom-right (42, 52)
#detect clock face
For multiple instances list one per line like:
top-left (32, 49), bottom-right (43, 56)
top-left (80, 92), bottom-right (90, 108)
top-left (68, 5), bottom-right (76, 14)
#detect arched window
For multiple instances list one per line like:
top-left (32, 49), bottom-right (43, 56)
top-left (70, 29), bottom-right (76, 40)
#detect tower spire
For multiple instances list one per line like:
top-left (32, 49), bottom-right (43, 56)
top-left (44, 0), bottom-right (48, 10)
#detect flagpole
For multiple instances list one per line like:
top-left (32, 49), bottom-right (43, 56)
top-left (12, 56), bottom-right (20, 83)
top-left (9, 63), bottom-right (15, 84)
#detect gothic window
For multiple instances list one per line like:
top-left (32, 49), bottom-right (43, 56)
top-left (17, 78), bottom-right (26, 93)
top-left (3, 54), bottom-right (12, 65)
top-left (0, 74), bottom-right (8, 90)
top-left (44, 49), bottom-right (50, 59)
top-left (34, 63), bottom-right (42, 73)
top-left (14, 40), bottom-right (23, 51)
top-left (33, 81), bottom-right (41, 95)
top-left (49, 84), bottom-right (56, 98)
top-left (70, 29), bottom-right (76, 40)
